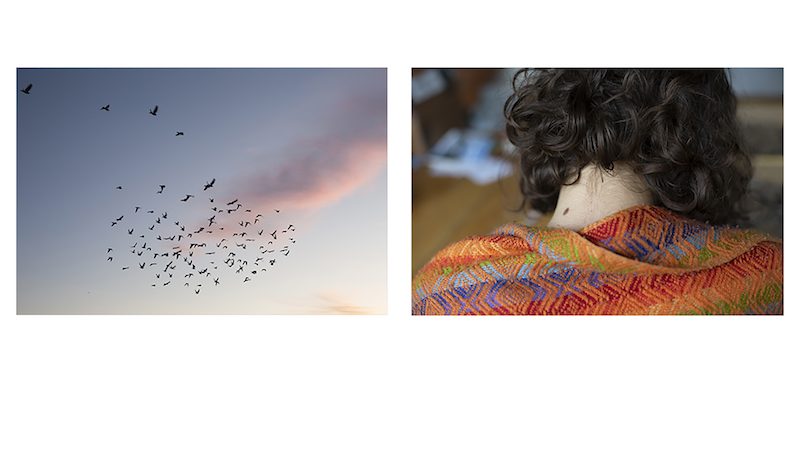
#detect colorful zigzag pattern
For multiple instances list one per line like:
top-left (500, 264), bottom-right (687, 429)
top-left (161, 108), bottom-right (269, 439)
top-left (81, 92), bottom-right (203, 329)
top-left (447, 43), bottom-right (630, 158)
top-left (412, 206), bottom-right (783, 315)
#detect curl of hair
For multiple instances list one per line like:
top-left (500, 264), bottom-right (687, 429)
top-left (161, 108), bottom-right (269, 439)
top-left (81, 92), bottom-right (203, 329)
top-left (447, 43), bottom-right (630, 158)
top-left (504, 69), bottom-right (752, 224)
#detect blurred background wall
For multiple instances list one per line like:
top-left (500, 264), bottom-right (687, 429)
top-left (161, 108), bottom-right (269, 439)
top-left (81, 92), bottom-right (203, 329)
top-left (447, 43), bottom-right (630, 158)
top-left (411, 68), bottom-right (783, 274)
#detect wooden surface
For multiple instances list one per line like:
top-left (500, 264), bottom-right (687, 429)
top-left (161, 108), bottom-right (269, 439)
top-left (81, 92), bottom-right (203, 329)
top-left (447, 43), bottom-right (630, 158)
top-left (411, 167), bottom-right (530, 273)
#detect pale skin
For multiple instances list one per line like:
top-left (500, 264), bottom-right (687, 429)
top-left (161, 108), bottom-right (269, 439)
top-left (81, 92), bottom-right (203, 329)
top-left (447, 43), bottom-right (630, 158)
top-left (546, 162), bottom-right (654, 231)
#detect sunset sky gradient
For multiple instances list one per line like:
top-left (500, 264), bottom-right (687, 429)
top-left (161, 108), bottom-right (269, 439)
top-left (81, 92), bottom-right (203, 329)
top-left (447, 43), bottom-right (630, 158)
top-left (17, 68), bottom-right (387, 314)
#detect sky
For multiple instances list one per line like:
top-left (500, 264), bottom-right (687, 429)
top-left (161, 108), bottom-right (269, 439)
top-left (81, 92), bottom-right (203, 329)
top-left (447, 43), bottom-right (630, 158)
top-left (17, 68), bottom-right (387, 314)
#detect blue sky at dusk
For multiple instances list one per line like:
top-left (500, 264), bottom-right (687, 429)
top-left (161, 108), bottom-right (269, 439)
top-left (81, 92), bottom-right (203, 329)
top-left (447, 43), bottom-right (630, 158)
top-left (17, 68), bottom-right (387, 314)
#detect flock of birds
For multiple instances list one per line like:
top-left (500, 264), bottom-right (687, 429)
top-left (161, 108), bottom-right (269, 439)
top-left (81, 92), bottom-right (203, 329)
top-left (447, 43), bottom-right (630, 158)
top-left (107, 181), bottom-right (296, 295)
top-left (21, 80), bottom-right (298, 295)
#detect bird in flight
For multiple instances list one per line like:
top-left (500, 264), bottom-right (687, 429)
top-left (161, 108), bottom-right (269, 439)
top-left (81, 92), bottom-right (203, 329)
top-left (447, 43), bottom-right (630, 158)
top-left (180, 194), bottom-right (194, 202)
top-left (226, 198), bottom-right (238, 206)
top-left (116, 186), bottom-right (123, 190)
top-left (127, 228), bottom-right (134, 235)
top-left (157, 185), bottom-right (166, 194)
top-left (135, 206), bottom-right (140, 213)
top-left (116, 215), bottom-right (124, 221)
top-left (107, 256), bottom-right (113, 262)
top-left (176, 131), bottom-right (184, 136)
top-left (149, 105), bottom-right (159, 116)
top-left (101, 104), bottom-right (110, 111)
top-left (203, 178), bottom-right (215, 191)
top-left (20, 84), bottom-right (33, 94)
top-left (107, 248), bottom-right (113, 253)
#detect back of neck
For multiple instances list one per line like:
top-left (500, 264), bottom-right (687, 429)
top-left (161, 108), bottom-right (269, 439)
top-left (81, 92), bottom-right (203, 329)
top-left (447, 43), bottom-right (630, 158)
top-left (546, 163), bottom-right (653, 231)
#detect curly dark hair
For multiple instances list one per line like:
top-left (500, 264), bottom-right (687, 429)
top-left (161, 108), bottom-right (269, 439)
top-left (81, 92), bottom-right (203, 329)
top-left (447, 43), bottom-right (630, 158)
top-left (504, 69), bottom-right (752, 224)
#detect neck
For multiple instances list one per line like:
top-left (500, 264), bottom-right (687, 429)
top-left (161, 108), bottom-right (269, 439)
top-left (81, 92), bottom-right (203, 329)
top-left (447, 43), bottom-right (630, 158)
top-left (546, 163), bottom-right (653, 230)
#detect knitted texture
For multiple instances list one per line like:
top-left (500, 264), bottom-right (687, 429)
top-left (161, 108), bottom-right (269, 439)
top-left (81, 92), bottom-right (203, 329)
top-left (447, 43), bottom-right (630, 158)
top-left (412, 206), bottom-right (783, 315)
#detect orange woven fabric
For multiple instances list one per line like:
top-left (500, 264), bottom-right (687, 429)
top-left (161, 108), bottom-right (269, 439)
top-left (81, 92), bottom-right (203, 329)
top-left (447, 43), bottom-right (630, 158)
top-left (412, 206), bottom-right (782, 315)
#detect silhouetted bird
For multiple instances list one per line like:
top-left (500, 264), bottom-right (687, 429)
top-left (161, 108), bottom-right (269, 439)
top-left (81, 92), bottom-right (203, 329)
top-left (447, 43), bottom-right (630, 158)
top-left (275, 209), bottom-right (280, 213)
top-left (101, 104), bottom-right (110, 111)
top-left (122, 266), bottom-right (129, 270)
top-left (149, 105), bottom-right (159, 116)
top-left (244, 277), bottom-right (251, 282)
top-left (117, 215), bottom-right (124, 221)
top-left (203, 178), bottom-right (215, 190)
top-left (127, 228), bottom-right (134, 235)
top-left (139, 263), bottom-right (145, 269)
top-left (135, 206), bottom-right (140, 213)
top-left (107, 256), bottom-right (113, 262)
top-left (176, 131), bottom-right (184, 136)
top-left (208, 215), bottom-right (216, 226)
top-left (116, 186), bottom-right (123, 190)
top-left (20, 84), bottom-right (32, 94)
top-left (107, 248), bottom-right (113, 253)
top-left (162, 212), bottom-right (168, 219)
top-left (195, 289), bottom-right (200, 294)
top-left (149, 225), bottom-right (155, 230)
top-left (227, 198), bottom-right (238, 205)
top-left (157, 185), bottom-right (166, 194)
top-left (214, 278), bottom-right (219, 285)
top-left (181, 194), bottom-right (194, 202)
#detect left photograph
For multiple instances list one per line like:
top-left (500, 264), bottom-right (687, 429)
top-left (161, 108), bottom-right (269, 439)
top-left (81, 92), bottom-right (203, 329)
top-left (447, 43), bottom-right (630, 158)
top-left (17, 68), bottom-right (387, 314)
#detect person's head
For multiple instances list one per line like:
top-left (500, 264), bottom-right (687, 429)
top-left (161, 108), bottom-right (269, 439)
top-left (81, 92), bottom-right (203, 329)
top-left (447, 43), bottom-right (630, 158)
top-left (504, 68), bottom-right (751, 224)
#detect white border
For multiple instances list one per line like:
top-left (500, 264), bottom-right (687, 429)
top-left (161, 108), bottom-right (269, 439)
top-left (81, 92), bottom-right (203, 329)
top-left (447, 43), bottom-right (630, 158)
top-left (2, 1), bottom-right (798, 449)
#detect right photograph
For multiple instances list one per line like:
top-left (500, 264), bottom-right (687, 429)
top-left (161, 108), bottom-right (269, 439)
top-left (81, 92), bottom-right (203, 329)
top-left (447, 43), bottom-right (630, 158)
top-left (411, 68), bottom-right (783, 315)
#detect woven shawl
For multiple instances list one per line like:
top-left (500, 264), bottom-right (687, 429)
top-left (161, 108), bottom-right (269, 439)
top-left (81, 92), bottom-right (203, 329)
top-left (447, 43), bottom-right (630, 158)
top-left (412, 205), bottom-right (783, 315)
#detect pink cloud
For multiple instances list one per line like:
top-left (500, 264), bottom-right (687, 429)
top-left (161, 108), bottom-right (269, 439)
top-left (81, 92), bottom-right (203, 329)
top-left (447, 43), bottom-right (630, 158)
top-left (240, 135), bottom-right (386, 210)
top-left (234, 82), bottom-right (386, 211)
